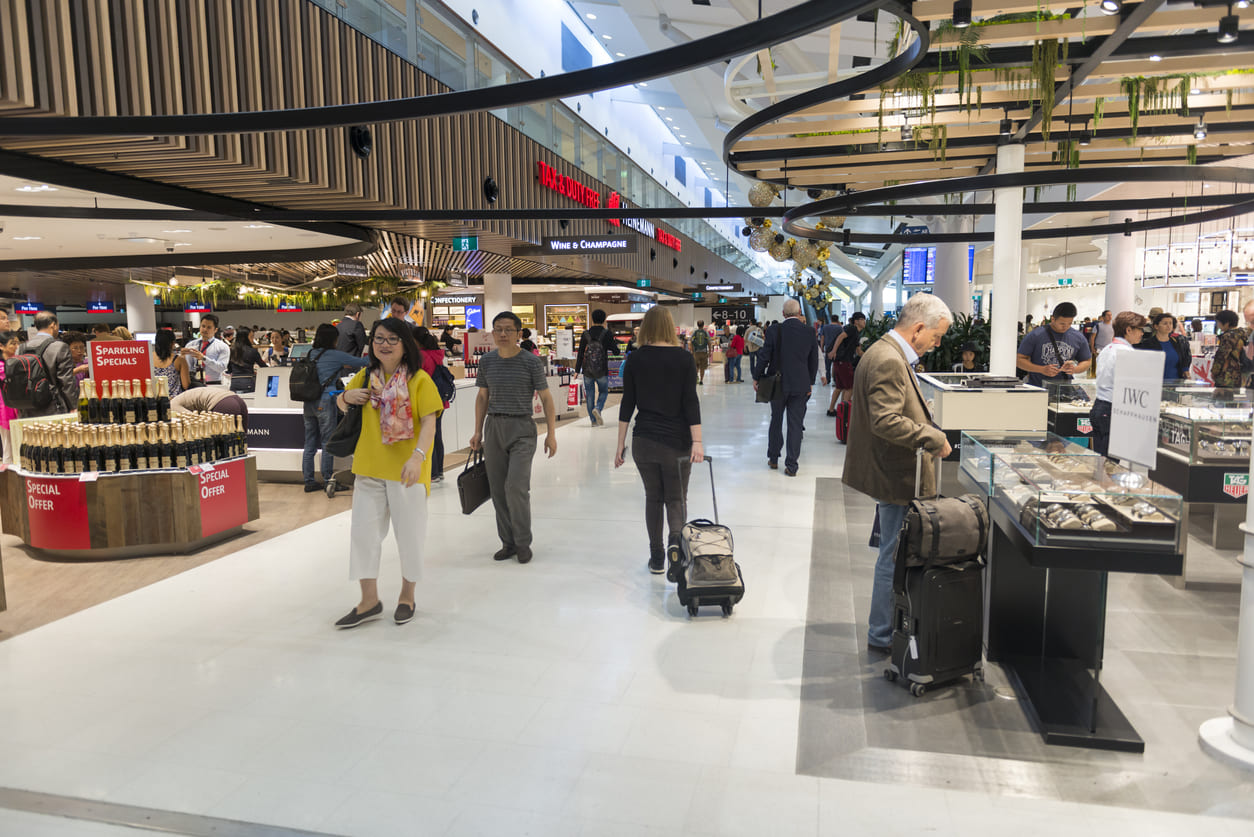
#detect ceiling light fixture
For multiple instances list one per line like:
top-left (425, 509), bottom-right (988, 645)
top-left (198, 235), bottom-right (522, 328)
top-left (615, 51), bottom-right (625, 57)
top-left (638, 82), bottom-right (648, 87)
top-left (1100, 0), bottom-right (1121, 15)
top-left (601, 34), bottom-right (612, 40)
top-left (1191, 86), bottom-right (1202, 95)
top-left (1149, 54), bottom-right (1162, 61)
top-left (1079, 130), bottom-right (1092, 146)
top-left (952, 0), bottom-right (972, 28)
top-left (244, 224), bottom-right (274, 229)
top-left (13, 236), bottom-right (41, 240)
top-left (586, 12), bottom-right (596, 19)
top-left (1195, 115), bottom-right (1208, 140)
top-left (657, 106), bottom-right (665, 111)
top-left (15, 184), bottom-right (58, 193)
top-left (162, 229), bottom-right (192, 233)
top-left (1218, 4), bottom-right (1239, 42)
top-left (999, 116), bottom-right (1013, 135)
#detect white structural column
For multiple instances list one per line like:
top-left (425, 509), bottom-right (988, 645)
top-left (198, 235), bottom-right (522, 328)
top-left (124, 283), bottom-right (157, 334)
top-left (990, 144), bottom-right (1025, 376)
top-left (1105, 212), bottom-right (1136, 315)
top-left (676, 303), bottom-right (695, 331)
top-left (934, 216), bottom-right (973, 318)
top-left (1199, 427), bottom-right (1254, 771)
top-left (483, 273), bottom-right (513, 325)
top-left (1019, 243), bottom-right (1032, 322)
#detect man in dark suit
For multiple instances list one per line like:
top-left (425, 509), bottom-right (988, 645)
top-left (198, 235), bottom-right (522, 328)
top-left (336, 302), bottom-right (368, 356)
top-left (754, 298), bottom-right (818, 476)
top-left (843, 293), bottom-right (952, 655)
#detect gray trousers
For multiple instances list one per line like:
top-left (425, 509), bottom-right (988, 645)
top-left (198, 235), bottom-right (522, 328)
top-left (484, 415), bottom-right (538, 548)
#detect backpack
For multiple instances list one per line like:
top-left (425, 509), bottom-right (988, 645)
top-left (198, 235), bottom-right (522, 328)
top-left (429, 362), bottom-right (457, 404)
top-left (3, 339), bottom-right (59, 412)
top-left (1212, 327), bottom-right (1250, 387)
top-left (288, 349), bottom-right (339, 402)
top-left (744, 326), bottom-right (765, 352)
top-left (582, 327), bottom-right (610, 378)
top-left (691, 329), bottom-right (710, 352)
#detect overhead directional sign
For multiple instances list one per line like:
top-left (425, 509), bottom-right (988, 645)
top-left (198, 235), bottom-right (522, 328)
top-left (636, 278), bottom-right (651, 288)
top-left (699, 283), bottom-right (742, 292)
top-left (541, 235), bottom-right (636, 255)
top-left (451, 235), bottom-right (479, 251)
top-left (902, 225), bottom-right (930, 235)
top-left (1058, 277), bottom-right (1073, 286)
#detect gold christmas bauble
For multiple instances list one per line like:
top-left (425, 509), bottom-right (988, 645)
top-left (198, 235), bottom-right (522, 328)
top-left (791, 240), bottom-right (818, 269)
top-left (820, 215), bottom-right (847, 229)
top-left (749, 227), bottom-right (772, 252)
top-left (769, 239), bottom-right (794, 262)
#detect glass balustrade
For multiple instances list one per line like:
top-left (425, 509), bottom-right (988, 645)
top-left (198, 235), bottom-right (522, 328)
top-left (306, 0), bottom-right (762, 277)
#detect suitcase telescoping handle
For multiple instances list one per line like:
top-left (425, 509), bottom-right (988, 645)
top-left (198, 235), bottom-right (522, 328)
top-left (677, 455), bottom-right (717, 525)
top-left (914, 446), bottom-right (943, 500)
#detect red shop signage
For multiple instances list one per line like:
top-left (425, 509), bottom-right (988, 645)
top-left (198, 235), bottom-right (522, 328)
top-left (27, 476), bottom-right (91, 550)
top-left (537, 160), bottom-right (601, 208)
top-left (196, 459), bottom-right (249, 537)
top-left (89, 340), bottom-right (154, 384)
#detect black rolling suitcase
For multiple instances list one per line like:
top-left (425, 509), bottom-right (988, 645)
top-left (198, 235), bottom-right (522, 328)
top-left (668, 457), bottom-right (744, 617)
top-left (884, 449), bottom-right (988, 696)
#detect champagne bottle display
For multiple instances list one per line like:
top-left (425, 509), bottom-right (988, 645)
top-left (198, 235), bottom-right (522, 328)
top-left (156, 376), bottom-right (170, 422)
top-left (78, 380), bottom-right (91, 424)
top-left (144, 380), bottom-right (158, 425)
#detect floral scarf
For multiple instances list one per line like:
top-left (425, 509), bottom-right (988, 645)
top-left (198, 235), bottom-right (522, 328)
top-left (369, 363), bottom-right (414, 445)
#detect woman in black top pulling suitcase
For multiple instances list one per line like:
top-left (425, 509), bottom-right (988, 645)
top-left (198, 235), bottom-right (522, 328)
top-left (614, 307), bottom-right (705, 574)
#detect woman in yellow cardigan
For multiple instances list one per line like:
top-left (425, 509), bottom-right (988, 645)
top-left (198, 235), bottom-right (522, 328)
top-left (334, 317), bottom-right (443, 628)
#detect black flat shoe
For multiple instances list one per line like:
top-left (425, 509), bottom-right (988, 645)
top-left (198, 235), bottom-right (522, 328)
top-left (516, 546), bottom-right (533, 564)
top-left (493, 546), bottom-right (516, 561)
top-left (867, 643), bottom-right (892, 655)
top-left (394, 603), bottom-right (415, 625)
top-left (335, 601), bottom-right (383, 629)
top-left (826, 410), bottom-right (837, 417)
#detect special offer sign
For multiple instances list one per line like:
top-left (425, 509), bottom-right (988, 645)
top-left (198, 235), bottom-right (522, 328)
top-left (89, 340), bottom-right (154, 384)
top-left (26, 476), bottom-right (91, 550)
top-left (196, 459), bottom-right (249, 537)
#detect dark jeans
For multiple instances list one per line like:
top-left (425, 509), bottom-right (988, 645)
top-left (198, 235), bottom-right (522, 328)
top-left (302, 397), bottom-right (339, 484)
top-left (431, 413), bottom-right (445, 479)
top-left (768, 390), bottom-right (809, 471)
top-left (630, 435), bottom-right (692, 557)
top-left (1089, 398), bottom-right (1112, 456)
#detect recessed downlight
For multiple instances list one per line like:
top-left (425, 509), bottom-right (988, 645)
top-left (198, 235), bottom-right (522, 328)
top-left (13, 236), bottom-right (41, 241)
top-left (244, 224), bottom-right (274, 229)
top-left (120, 237), bottom-right (163, 244)
top-left (615, 52), bottom-right (625, 57)
top-left (601, 34), bottom-right (611, 40)
top-left (585, 12), bottom-right (596, 19)
top-left (15, 184), bottom-right (58, 193)
top-left (162, 229), bottom-right (192, 233)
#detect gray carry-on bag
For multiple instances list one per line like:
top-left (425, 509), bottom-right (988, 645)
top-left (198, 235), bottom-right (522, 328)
top-left (668, 456), bottom-right (745, 617)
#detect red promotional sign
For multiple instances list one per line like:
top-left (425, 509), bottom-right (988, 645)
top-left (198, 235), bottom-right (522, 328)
top-left (197, 458), bottom-right (249, 537)
top-left (89, 340), bottom-right (154, 384)
top-left (27, 476), bottom-right (91, 550)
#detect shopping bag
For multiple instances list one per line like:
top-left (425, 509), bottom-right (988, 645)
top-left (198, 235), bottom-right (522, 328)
top-left (324, 404), bottom-right (362, 458)
top-left (457, 450), bottom-right (491, 514)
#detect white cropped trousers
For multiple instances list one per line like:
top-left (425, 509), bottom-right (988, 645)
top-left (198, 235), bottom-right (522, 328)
top-left (349, 475), bottom-right (428, 582)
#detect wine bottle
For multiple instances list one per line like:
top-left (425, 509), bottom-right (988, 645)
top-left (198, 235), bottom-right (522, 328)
top-left (131, 379), bottom-right (146, 423)
top-left (86, 379), bottom-right (102, 424)
top-left (51, 427), bottom-right (66, 474)
top-left (76, 426), bottom-right (91, 473)
top-left (132, 425), bottom-right (147, 470)
top-left (124, 424), bottom-right (139, 471)
top-left (78, 380), bottom-right (91, 424)
top-left (157, 423), bottom-right (173, 469)
top-left (235, 414), bottom-right (247, 456)
top-left (144, 379), bottom-right (158, 425)
top-left (156, 376), bottom-right (171, 422)
top-left (24, 427), bottom-right (37, 472)
top-left (88, 426), bottom-right (104, 473)
top-left (107, 379), bottom-right (124, 425)
top-left (30, 426), bottom-right (43, 473)
top-left (104, 426), bottom-right (120, 472)
top-left (120, 380), bottom-right (135, 424)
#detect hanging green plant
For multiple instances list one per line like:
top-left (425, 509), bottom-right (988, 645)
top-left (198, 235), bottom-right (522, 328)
top-left (1032, 39), bottom-right (1060, 141)
top-left (1188, 144), bottom-right (1198, 165)
top-left (1121, 77), bottom-right (1141, 139)
top-left (1092, 96), bottom-right (1105, 126)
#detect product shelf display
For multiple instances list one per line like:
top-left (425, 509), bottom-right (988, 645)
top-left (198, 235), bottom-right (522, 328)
top-left (960, 431), bottom-right (1183, 753)
top-left (0, 376), bottom-right (259, 558)
top-left (1149, 386), bottom-right (1252, 558)
top-left (1044, 380), bottom-right (1098, 444)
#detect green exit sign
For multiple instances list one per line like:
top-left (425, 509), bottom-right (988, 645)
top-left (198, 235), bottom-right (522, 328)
top-left (1058, 277), bottom-right (1072, 286)
top-left (718, 297), bottom-right (728, 304)
top-left (636, 278), bottom-right (651, 288)
top-left (452, 236), bottom-right (478, 252)
top-left (691, 292), bottom-right (703, 301)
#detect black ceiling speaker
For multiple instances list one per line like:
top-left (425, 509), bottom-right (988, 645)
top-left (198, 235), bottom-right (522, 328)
top-left (650, 248), bottom-right (656, 261)
top-left (703, 271), bottom-right (708, 279)
top-left (348, 126), bottom-right (372, 158)
top-left (689, 265), bottom-right (695, 274)
top-left (483, 176), bottom-right (499, 204)
top-left (559, 219), bottom-right (569, 230)
top-left (775, 234), bottom-right (785, 244)
top-left (673, 257), bottom-right (679, 268)
top-left (807, 188), bottom-right (823, 199)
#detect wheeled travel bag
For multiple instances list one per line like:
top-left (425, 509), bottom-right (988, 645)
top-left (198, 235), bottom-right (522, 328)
top-left (884, 449), bottom-right (985, 696)
top-left (834, 400), bottom-right (851, 443)
top-left (668, 457), bottom-right (744, 617)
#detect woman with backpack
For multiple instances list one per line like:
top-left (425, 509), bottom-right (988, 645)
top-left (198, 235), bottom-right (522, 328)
top-left (0, 331), bottom-right (22, 463)
top-left (302, 324), bottom-right (369, 493)
top-left (414, 327), bottom-right (454, 482)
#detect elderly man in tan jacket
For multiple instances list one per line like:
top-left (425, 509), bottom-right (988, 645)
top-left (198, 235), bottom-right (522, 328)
top-left (842, 294), bottom-right (953, 655)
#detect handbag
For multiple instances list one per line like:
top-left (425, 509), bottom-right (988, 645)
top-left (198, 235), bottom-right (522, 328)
top-left (457, 450), bottom-right (491, 514)
top-left (324, 403), bottom-right (363, 457)
top-left (754, 372), bottom-right (781, 403)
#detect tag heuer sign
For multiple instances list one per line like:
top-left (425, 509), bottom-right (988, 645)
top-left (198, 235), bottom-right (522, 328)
top-left (1076, 417), bottom-right (1093, 435)
top-left (1222, 473), bottom-right (1249, 499)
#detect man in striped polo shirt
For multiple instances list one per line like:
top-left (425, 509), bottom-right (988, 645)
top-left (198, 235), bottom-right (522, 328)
top-left (469, 311), bottom-right (558, 565)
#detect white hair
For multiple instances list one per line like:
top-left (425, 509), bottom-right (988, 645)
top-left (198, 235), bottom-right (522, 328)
top-left (782, 298), bottom-right (803, 317)
top-left (897, 293), bottom-right (952, 330)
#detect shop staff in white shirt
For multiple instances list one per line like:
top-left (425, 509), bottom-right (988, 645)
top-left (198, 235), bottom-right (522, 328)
top-left (180, 313), bottom-right (230, 385)
top-left (1089, 310), bottom-right (1147, 457)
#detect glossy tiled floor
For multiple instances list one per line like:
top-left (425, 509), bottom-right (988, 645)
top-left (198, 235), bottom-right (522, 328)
top-left (0, 375), bottom-right (1251, 836)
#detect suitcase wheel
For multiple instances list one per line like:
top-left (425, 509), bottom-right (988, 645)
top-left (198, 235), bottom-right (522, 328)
top-left (884, 670), bottom-right (898, 683)
top-left (909, 682), bottom-right (926, 698)
top-left (687, 601), bottom-right (699, 617)
top-left (721, 603), bottom-right (733, 617)
top-left (325, 479), bottom-right (337, 499)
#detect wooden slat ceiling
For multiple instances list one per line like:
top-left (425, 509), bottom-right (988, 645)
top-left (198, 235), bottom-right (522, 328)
top-left (726, 2), bottom-right (1254, 192)
top-left (0, 0), bottom-right (755, 295)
